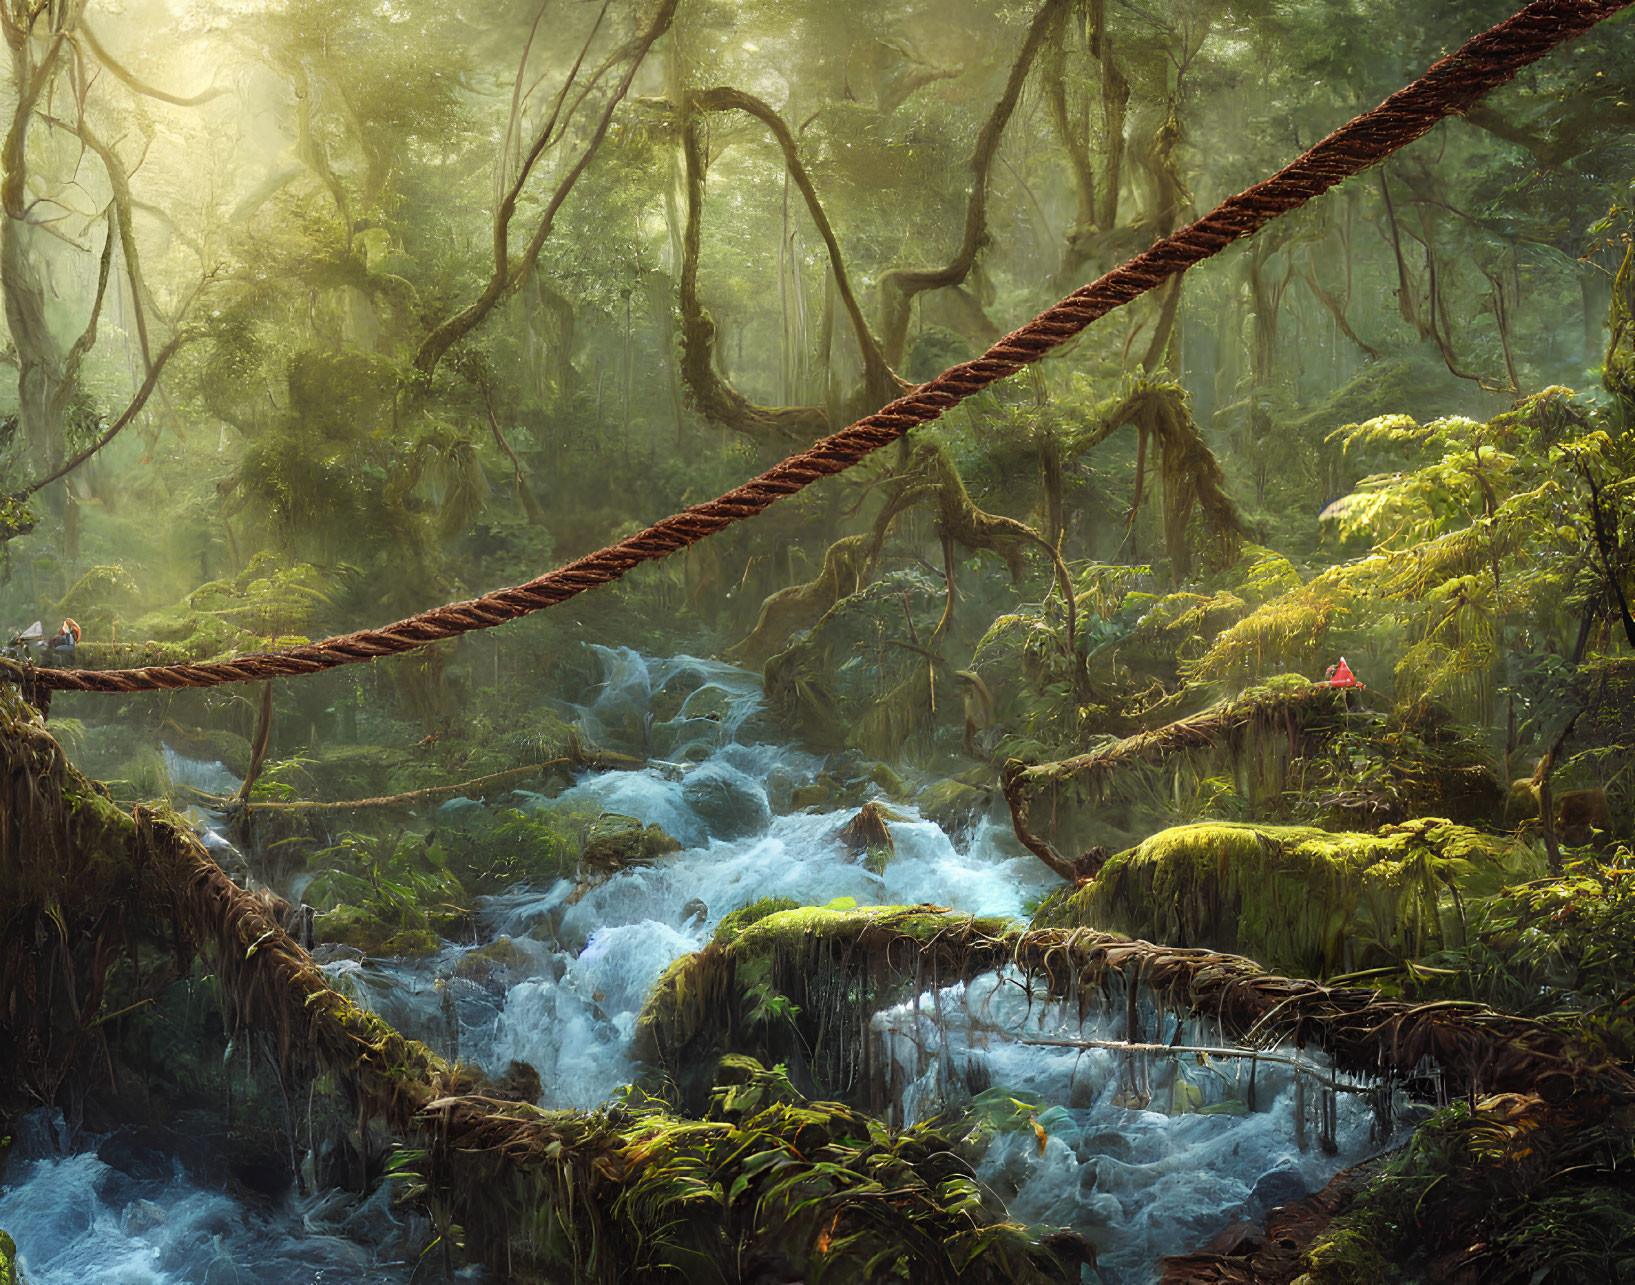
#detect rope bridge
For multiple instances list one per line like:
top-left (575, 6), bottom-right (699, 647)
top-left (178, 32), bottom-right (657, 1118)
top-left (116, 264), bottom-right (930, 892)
top-left (15, 0), bottom-right (1630, 698)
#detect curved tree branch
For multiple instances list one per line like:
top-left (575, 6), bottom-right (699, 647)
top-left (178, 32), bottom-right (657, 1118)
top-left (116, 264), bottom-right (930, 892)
top-left (76, 22), bottom-right (228, 107)
top-left (877, 0), bottom-right (1070, 367)
top-left (18, 330), bottom-right (193, 498)
top-left (677, 112), bottom-right (827, 445)
top-left (691, 86), bottom-right (903, 408)
top-left (412, 0), bottom-right (678, 378)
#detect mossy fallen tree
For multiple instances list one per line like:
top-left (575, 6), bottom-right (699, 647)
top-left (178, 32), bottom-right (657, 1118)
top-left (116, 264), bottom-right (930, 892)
top-left (1030, 818), bottom-right (1526, 978)
top-left (635, 904), bottom-right (1018, 1108)
top-left (636, 905), bottom-right (1635, 1109)
top-left (0, 690), bottom-right (1089, 1282)
top-left (1002, 679), bottom-right (1356, 877)
top-left (1001, 679), bottom-right (1509, 878)
top-left (1020, 679), bottom-right (1354, 793)
top-left (0, 680), bottom-right (461, 1127)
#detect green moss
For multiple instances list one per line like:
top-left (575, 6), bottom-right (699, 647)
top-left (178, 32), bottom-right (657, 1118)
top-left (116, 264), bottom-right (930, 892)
top-left (638, 905), bottom-right (1016, 1105)
top-left (712, 896), bottom-right (803, 946)
top-left (915, 777), bottom-right (989, 835)
top-left (319, 904), bottom-right (442, 956)
top-left (422, 1079), bottom-right (1087, 1283)
top-left (103, 746), bottom-right (173, 803)
top-left (0, 494), bottom-right (37, 541)
top-left (0, 1228), bottom-right (16, 1285)
top-left (454, 936), bottom-right (533, 983)
top-left (580, 812), bottom-right (682, 869)
top-left (438, 803), bottom-right (598, 893)
top-left (1033, 819), bottom-right (1527, 978)
top-left (789, 783), bottom-right (833, 810)
top-left (1295, 1101), bottom-right (1635, 1284)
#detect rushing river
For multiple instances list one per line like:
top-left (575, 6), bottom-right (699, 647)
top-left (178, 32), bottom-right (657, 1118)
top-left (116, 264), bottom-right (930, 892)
top-left (0, 1111), bottom-right (425, 1284)
top-left (1, 647), bottom-right (1409, 1283)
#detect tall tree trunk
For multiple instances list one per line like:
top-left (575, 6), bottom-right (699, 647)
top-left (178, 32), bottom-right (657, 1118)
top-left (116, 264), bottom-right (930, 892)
top-left (2, 217), bottom-right (66, 480)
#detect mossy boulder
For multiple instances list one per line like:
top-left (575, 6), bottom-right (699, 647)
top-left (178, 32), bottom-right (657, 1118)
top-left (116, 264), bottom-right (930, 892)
top-left (790, 783), bottom-right (833, 810)
top-left (1031, 819), bottom-right (1530, 978)
top-left (1, 1228), bottom-right (16, 1285)
top-left (713, 896), bottom-right (803, 947)
top-left (318, 905), bottom-right (442, 957)
top-left (580, 813), bottom-right (683, 869)
top-left (915, 777), bottom-right (990, 835)
top-left (453, 936), bottom-right (533, 985)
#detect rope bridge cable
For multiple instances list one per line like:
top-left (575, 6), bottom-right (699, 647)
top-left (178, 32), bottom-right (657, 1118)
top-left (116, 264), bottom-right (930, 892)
top-left (21, 0), bottom-right (1631, 697)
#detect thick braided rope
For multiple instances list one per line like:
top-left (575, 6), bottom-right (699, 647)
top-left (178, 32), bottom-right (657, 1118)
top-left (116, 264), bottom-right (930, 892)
top-left (35, 0), bottom-right (1630, 695)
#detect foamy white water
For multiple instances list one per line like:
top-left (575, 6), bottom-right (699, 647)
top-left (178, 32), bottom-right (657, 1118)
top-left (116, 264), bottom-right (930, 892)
top-left (20, 647), bottom-right (1402, 1277)
top-left (324, 646), bottom-right (1052, 1109)
top-left (0, 1112), bottom-right (426, 1284)
top-left (873, 971), bottom-right (1413, 1284)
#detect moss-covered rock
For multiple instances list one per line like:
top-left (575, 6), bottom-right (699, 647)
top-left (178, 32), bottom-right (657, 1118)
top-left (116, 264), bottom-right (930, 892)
top-left (318, 904), bottom-right (442, 956)
top-left (454, 936), bottom-right (534, 984)
top-left (712, 896), bottom-right (803, 947)
top-left (1031, 819), bottom-right (1529, 977)
top-left (789, 782), bottom-right (833, 810)
top-left (916, 776), bottom-right (991, 836)
top-left (0, 1227), bottom-right (16, 1285)
top-left (580, 812), bottom-right (682, 869)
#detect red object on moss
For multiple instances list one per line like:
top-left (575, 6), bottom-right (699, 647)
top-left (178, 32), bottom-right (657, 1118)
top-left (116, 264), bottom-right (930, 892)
top-left (1325, 657), bottom-right (1363, 688)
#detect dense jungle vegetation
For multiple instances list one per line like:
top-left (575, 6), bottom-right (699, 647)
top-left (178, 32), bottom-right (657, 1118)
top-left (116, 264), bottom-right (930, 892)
top-left (1, 0), bottom-right (1633, 1281)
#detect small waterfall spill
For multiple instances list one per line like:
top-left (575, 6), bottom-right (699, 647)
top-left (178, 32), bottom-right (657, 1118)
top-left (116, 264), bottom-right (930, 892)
top-left (873, 972), bottom-right (1413, 1285)
top-left (161, 745), bottom-right (243, 801)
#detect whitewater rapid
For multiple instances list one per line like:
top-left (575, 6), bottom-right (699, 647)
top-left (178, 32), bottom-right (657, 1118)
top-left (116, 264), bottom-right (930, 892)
top-left (1, 647), bottom-right (1406, 1283)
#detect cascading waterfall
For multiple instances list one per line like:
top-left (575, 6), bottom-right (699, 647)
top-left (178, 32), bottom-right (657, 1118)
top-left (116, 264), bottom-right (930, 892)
top-left (325, 646), bottom-right (1054, 1108)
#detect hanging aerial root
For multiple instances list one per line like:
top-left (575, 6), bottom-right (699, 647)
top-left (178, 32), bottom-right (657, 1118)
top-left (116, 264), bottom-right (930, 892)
top-left (17, 0), bottom-right (1625, 697)
top-left (729, 532), bottom-right (881, 665)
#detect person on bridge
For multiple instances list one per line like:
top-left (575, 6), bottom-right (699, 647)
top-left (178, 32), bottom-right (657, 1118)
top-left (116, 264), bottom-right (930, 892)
top-left (48, 618), bottom-right (81, 664)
